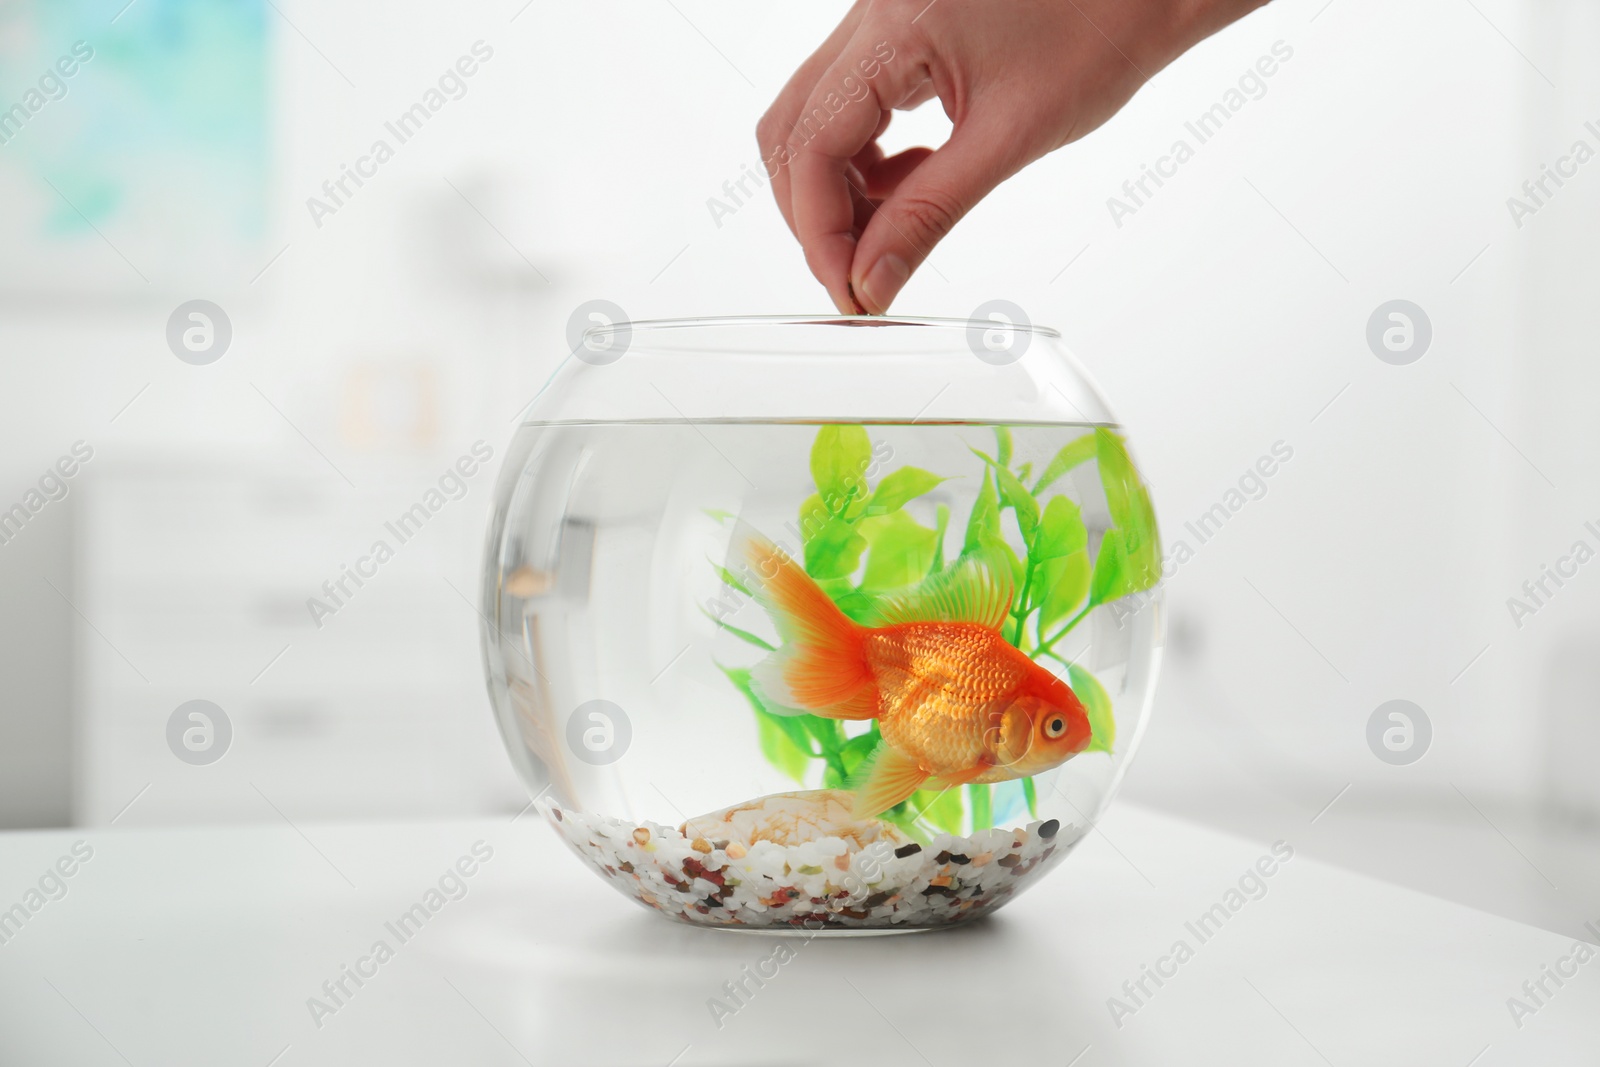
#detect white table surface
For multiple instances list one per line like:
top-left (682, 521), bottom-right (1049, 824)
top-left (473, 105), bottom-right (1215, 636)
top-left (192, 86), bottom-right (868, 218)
top-left (0, 803), bottom-right (1595, 1066)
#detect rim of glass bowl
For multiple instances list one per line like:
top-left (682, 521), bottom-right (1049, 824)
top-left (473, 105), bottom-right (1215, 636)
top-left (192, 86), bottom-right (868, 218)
top-left (582, 313), bottom-right (1064, 347)
top-left (522, 312), bottom-right (1114, 426)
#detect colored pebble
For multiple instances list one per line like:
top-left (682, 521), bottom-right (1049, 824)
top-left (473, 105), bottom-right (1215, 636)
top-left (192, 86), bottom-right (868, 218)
top-left (542, 801), bottom-right (1072, 930)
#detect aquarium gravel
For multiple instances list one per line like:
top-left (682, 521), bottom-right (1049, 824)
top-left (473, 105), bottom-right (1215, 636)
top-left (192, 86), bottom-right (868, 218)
top-left (539, 798), bottom-right (1086, 930)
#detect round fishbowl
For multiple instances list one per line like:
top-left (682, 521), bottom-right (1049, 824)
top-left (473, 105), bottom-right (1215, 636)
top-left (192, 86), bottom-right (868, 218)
top-left (480, 315), bottom-right (1162, 933)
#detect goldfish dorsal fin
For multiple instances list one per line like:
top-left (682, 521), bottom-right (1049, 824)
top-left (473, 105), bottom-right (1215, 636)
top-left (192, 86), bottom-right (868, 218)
top-left (871, 549), bottom-right (1015, 632)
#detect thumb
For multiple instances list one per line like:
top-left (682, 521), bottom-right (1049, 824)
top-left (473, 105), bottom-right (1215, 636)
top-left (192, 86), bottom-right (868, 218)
top-left (850, 122), bottom-right (1021, 315)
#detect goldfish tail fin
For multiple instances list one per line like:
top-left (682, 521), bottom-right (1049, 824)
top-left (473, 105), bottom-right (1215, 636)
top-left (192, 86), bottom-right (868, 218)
top-left (851, 744), bottom-right (929, 819)
top-left (731, 521), bottom-right (877, 721)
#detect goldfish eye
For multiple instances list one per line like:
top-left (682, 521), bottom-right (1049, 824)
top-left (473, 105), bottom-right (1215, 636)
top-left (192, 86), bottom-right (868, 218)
top-left (1044, 716), bottom-right (1066, 739)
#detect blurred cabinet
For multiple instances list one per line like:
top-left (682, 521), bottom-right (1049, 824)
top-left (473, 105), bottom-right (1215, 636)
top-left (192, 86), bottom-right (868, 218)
top-left (73, 458), bottom-right (522, 826)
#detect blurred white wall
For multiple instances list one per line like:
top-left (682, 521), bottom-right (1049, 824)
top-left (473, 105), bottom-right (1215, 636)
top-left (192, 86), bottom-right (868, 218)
top-left (0, 0), bottom-right (1596, 932)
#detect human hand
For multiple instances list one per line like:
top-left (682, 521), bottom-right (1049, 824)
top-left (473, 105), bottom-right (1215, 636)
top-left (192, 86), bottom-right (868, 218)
top-left (758, 0), bottom-right (1268, 314)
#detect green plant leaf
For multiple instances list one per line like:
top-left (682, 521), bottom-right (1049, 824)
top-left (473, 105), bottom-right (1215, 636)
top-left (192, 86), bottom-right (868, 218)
top-left (971, 448), bottom-right (1040, 542)
top-left (994, 426), bottom-right (1013, 468)
top-left (1096, 429), bottom-right (1160, 594)
top-left (1037, 551), bottom-right (1092, 631)
top-left (707, 558), bottom-right (751, 597)
top-left (968, 783), bottom-right (993, 831)
top-left (1068, 663), bottom-right (1115, 754)
top-left (839, 732), bottom-right (879, 780)
top-left (963, 468), bottom-right (1000, 554)
top-left (1022, 776), bottom-right (1038, 818)
top-left (978, 535), bottom-right (1026, 592)
top-left (867, 466), bottom-right (948, 515)
top-left (801, 715), bottom-right (846, 756)
top-left (699, 607), bottom-right (775, 651)
top-left (860, 511), bottom-right (939, 592)
top-left (930, 503), bottom-right (950, 576)
top-left (805, 518), bottom-right (867, 579)
top-left (755, 709), bottom-right (812, 782)
top-left (828, 585), bottom-right (881, 625)
top-left (811, 425), bottom-right (872, 516)
top-left (1032, 495), bottom-right (1088, 562)
top-left (721, 666), bottom-right (817, 779)
top-left (798, 492), bottom-right (830, 544)
top-left (993, 464), bottom-right (1039, 540)
top-left (1033, 433), bottom-right (1098, 496)
top-left (911, 786), bottom-right (965, 835)
top-left (1089, 527), bottom-right (1130, 606)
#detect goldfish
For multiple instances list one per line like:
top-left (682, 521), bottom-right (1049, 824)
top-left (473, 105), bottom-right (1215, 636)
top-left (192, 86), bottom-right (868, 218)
top-left (732, 524), bottom-right (1092, 818)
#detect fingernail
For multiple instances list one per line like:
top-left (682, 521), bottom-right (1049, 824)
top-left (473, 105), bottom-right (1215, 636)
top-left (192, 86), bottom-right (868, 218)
top-left (857, 254), bottom-right (909, 315)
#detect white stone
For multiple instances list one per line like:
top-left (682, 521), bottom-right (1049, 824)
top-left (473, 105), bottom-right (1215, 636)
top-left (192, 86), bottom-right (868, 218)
top-left (679, 789), bottom-right (911, 850)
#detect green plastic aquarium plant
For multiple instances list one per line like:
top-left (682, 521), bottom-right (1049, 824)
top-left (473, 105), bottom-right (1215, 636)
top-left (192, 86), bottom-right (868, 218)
top-left (707, 424), bottom-right (1158, 838)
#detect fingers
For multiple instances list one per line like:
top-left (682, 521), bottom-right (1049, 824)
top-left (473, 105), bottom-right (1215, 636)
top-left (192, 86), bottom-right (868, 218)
top-left (756, 3), bottom-right (867, 239)
top-left (859, 146), bottom-right (933, 200)
top-left (851, 122), bottom-right (1023, 314)
top-left (785, 34), bottom-right (924, 313)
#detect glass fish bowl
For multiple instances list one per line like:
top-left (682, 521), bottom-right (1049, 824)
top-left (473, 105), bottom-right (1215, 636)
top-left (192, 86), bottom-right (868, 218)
top-left (480, 315), bottom-right (1162, 933)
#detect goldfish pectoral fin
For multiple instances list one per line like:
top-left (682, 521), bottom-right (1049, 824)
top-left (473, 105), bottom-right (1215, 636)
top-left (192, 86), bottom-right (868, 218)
top-left (871, 548), bottom-right (1014, 631)
top-left (851, 746), bottom-right (929, 819)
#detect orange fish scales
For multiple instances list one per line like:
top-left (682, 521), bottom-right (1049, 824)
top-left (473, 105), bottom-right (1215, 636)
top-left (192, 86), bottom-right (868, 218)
top-left (866, 624), bottom-right (1029, 775)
